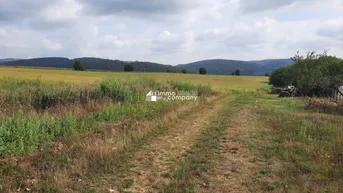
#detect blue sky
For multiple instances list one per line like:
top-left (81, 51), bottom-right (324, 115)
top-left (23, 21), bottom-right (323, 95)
top-left (0, 0), bottom-right (342, 65)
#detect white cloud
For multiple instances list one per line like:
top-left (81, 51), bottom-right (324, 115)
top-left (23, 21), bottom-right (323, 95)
top-left (40, 0), bottom-right (81, 22)
top-left (0, 0), bottom-right (342, 64)
top-left (43, 39), bottom-right (63, 50)
top-left (163, 30), bottom-right (171, 37)
top-left (89, 24), bottom-right (98, 36)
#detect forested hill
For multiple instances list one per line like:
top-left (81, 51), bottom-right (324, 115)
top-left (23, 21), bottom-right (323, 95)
top-left (178, 59), bottom-right (293, 75)
top-left (0, 57), bottom-right (181, 72)
top-left (0, 58), bottom-right (19, 63)
top-left (0, 57), bottom-right (293, 75)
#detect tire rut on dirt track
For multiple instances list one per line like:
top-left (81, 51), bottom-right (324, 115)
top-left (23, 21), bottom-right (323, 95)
top-left (120, 96), bottom-right (231, 193)
top-left (199, 106), bottom-right (258, 193)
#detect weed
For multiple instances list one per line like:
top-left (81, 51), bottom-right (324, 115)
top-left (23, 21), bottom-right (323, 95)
top-left (259, 168), bottom-right (271, 175)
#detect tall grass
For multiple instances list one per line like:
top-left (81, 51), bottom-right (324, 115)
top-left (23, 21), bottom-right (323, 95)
top-left (0, 102), bottom-right (170, 155)
top-left (0, 78), bottom-right (102, 110)
top-left (0, 77), bottom-right (211, 110)
top-left (169, 81), bottom-right (213, 96)
top-left (0, 77), bottom-right (213, 155)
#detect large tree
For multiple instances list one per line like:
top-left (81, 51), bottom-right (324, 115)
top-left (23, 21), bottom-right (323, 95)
top-left (73, 60), bottom-right (85, 71)
top-left (124, 64), bottom-right (134, 72)
top-left (235, 69), bottom-right (241, 76)
top-left (269, 51), bottom-right (343, 96)
top-left (199, 67), bottom-right (207, 75)
top-left (269, 66), bottom-right (292, 87)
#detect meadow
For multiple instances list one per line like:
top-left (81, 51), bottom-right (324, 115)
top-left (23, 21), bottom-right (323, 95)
top-left (0, 66), bottom-right (267, 91)
top-left (0, 66), bottom-right (341, 193)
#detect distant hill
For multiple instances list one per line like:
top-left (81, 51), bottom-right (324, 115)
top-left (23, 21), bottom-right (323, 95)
top-left (1, 57), bottom-right (181, 73)
top-left (1, 57), bottom-right (72, 68)
top-left (177, 59), bottom-right (293, 75)
top-left (0, 58), bottom-right (20, 64)
top-left (0, 57), bottom-right (293, 75)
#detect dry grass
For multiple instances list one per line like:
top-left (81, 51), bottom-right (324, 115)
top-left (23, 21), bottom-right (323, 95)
top-left (304, 97), bottom-right (343, 115)
top-left (0, 96), bottom-right (220, 193)
top-left (0, 66), bottom-right (267, 91)
top-left (250, 96), bottom-right (343, 192)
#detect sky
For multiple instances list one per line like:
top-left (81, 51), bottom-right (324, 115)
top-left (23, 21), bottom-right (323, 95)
top-left (0, 0), bottom-right (342, 65)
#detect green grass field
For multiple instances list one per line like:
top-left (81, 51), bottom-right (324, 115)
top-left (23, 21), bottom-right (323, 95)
top-left (0, 66), bottom-right (268, 91)
top-left (1, 66), bottom-right (341, 193)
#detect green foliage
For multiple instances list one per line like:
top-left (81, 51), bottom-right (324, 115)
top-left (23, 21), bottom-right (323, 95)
top-left (181, 69), bottom-right (187, 74)
top-left (269, 67), bottom-right (292, 87)
top-left (235, 69), bottom-right (241, 76)
top-left (259, 168), bottom-right (271, 175)
top-left (231, 72), bottom-right (235, 76)
top-left (124, 64), bottom-right (134, 72)
top-left (199, 67), bottom-right (207, 75)
top-left (269, 51), bottom-right (343, 96)
top-left (73, 60), bottom-right (85, 71)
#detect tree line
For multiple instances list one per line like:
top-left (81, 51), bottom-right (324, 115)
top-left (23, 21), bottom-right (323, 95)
top-left (72, 60), bottom-right (246, 76)
top-left (269, 51), bottom-right (343, 96)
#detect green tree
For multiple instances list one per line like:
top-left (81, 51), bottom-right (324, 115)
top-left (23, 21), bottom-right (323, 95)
top-left (124, 64), bottom-right (134, 72)
top-left (199, 67), bottom-right (207, 75)
top-left (269, 51), bottom-right (343, 96)
top-left (73, 60), bottom-right (84, 71)
top-left (269, 66), bottom-right (292, 87)
top-left (235, 69), bottom-right (241, 76)
top-left (265, 73), bottom-right (269, 77)
top-left (231, 71), bottom-right (235, 76)
top-left (182, 69), bottom-right (187, 74)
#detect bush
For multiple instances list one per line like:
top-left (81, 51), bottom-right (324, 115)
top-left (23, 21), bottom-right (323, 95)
top-left (269, 67), bottom-right (292, 87)
top-left (182, 69), bottom-right (187, 74)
